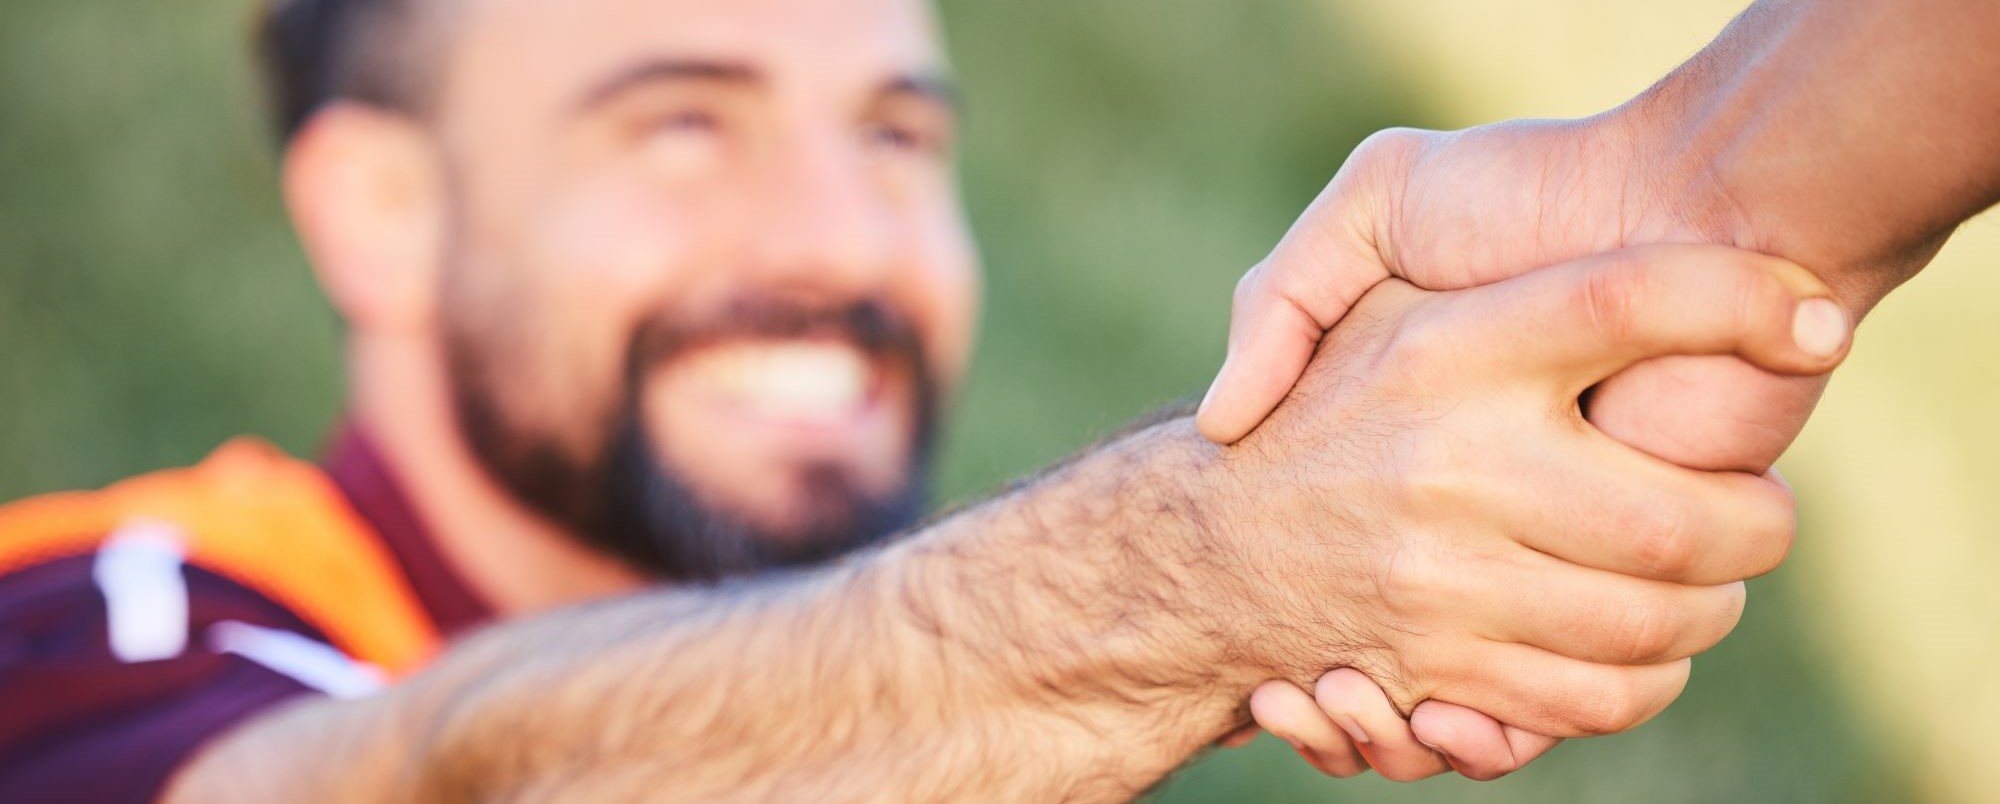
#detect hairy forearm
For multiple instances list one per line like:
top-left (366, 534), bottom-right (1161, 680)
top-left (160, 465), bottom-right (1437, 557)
top-left (167, 418), bottom-right (1253, 803)
top-left (1627, 0), bottom-right (2000, 308)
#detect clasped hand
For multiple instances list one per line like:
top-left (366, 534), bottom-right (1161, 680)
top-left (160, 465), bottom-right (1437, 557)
top-left (1195, 242), bottom-right (1848, 781)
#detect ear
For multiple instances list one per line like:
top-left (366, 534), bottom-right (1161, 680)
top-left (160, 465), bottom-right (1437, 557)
top-left (283, 101), bottom-right (447, 334)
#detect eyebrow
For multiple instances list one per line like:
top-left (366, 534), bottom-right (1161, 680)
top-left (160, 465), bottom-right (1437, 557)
top-left (575, 58), bottom-right (761, 112)
top-left (573, 56), bottom-right (961, 118)
top-left (884, 74), bottom-right (961, 116)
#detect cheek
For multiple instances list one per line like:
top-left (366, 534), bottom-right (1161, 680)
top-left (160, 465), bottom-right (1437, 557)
top-left (536, 179), bottom-right (711, 360)
top-left (492, 180), bottom-right (707, 447)
top-left (535, 177), bottom-right (699, 291)
top-left (907, 209), bottom-right (983, 390)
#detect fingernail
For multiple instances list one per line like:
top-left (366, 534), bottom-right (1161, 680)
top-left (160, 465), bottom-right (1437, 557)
top-left (1407, 706), bottom-right (1448, 757)
top-left (1332, 713), bottom-right (1371, 745)
top-left (1792, 298), bottom-right (1849, 358)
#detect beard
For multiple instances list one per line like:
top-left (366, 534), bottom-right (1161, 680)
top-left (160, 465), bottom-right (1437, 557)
top-left (445, 293), bottom-right (937, 584)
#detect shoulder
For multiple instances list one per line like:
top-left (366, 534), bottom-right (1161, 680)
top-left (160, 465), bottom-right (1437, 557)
top-left (0, 533), bottom-right (375, 803)
top-left (0, 440), bottom-right (439, 802)
top-left (0, 438), bottom-right (443, 674)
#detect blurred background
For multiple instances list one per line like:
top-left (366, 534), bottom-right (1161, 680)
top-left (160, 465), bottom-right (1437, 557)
top-left (2, 1), bottom-right (1995, 801)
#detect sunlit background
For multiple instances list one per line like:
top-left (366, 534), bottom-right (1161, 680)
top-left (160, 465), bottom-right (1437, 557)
top-left (3, 2), bottom-right (1995, 801)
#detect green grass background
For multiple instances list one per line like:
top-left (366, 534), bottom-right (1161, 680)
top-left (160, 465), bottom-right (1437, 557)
top-left (3, 1), bottom-right (1971, 800)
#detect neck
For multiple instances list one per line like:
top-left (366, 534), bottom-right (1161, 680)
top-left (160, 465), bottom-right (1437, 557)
top-left (345, 331), bottom-right (650, 616)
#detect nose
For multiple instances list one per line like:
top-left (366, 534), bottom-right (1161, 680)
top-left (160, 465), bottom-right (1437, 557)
top-left (748, 131), bottom-right (901, 297)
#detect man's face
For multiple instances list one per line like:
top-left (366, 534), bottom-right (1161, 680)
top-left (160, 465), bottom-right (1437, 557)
top-left (422, 0), bottom-right (979, 579)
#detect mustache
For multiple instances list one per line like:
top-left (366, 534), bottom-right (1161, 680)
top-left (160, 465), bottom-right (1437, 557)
top-left (626, 295), bottom-right (927, 377)
top-left (596, 294), bottom-right (941, 582)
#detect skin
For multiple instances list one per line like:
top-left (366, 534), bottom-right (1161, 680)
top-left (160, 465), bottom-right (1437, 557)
top-left (296, 0), bottom-right (977, 613)
top-left (144, 0), bottom-right (1848, 799)
top-left (166, 242), bottom-right (1846, 803)
top-left (426, 0), bottom-right (977, 533)
top-left (1204, 0), bottom-right (2000, 782)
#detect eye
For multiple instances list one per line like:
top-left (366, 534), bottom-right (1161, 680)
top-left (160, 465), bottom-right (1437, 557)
top-left (636, 107), bottom-right (726, 174)
top-left (862, 121), bottom-right (935, 155)
top-left (655, 108), bottom-right (720, 135)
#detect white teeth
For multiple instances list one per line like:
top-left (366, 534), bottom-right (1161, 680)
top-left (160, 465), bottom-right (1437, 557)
top-left (683, 341), bottom-right (872, 424)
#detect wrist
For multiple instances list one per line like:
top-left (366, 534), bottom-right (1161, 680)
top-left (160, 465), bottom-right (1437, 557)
top-left (883, 417), bottom-right (1258, 746)
top-left (1088, 416), bottom-right (1272, 693)
top-left (1605, 38), bottom-right (1928, 316)
top-left (1600, 87), bottom-right (1762, 264)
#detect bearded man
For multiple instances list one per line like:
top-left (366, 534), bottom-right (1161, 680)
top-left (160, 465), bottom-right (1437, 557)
top-left (0, 0), bottom-right (1844, 800)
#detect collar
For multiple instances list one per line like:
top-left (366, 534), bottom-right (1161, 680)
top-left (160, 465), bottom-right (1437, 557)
top-left (321, 423), bottom-right (496, 638)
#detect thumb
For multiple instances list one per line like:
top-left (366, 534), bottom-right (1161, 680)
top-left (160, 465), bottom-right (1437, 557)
top-left (1408, 701), bottom-right (1562, 781)
top-left (1196, 129), bottom-right (1431, 445)
top-left (1197, 236), bottom-right (1389, 444)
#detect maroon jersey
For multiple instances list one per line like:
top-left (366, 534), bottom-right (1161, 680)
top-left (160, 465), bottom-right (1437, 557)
top-left (0, 428), bottom-right (492, 802)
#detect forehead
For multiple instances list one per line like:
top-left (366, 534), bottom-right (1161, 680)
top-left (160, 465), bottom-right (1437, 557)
top-left (443, 0), bottom-right (948, 110)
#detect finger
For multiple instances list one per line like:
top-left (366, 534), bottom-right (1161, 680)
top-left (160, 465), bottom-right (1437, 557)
top-left (1197, 242), bottom-right (1390, 445)
top-left (1470, 550), bottom-right (1746, 666)
top-left (1428, 644), bottom-right (1691, 738)
top-left (1196, 127), bottom-right (1426, 447)
top-left (1314, 669), bottom-right (1452, 782)
top-left (1218, 725), bottom-right (1262, 749)
top-left (1436, 244), bottom-right (1850, 391)
top-left (1505, 434), bottom-right (1797, 586)
top-left (1408, 701), bottom-right (1561, 781)
top-left (1585, 353), bottom-right (1828, 474)
top-left (1197, 265), bottom-right (1337, 446)
top-left (1249, 680), bottom-right (1368, 778)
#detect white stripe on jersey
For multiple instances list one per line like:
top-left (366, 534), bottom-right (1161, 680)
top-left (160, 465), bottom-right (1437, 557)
top-left (207, 620), bottom-right (387, 699)
top-left (92, 519), bottom-right (191, 663)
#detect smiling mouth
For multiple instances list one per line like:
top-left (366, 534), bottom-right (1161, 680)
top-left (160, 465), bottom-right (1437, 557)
top-left (661, 338), bottom-right (888, 430)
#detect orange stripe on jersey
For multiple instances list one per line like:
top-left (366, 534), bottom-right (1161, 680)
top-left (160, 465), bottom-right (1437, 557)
top-left (0, 439), bottom-right (441, 675)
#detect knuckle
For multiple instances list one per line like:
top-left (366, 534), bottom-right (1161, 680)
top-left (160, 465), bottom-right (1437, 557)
top-left (1721, 256), bottom-right (1791, 334)
top-left (1578, 258), bottom-right (1648, 344)
top-left (1330, 764), bottom-right (1368, 780)
top-left (1353, 127), bottom-right (1427, 165)
top-left (1742, 483), bottom-right (1799, 577)
top-left (1605, 593), bottom-right (1679, 665)
top-left (1230, 263), bottom-right (1268, 310)
top-left (1564, 671), bottom-right (1647, 736)
top-left (1376, 762), bottom-right (1439, 783)
top-left (1371, 541), bottom-right (1441, 619)
top-left (1623, 498), bottom-right (1698, 579)
top-left (1704, 582), bottom-right (1749, 646)
top-left (1375, 309), bottom-right (1454, 380)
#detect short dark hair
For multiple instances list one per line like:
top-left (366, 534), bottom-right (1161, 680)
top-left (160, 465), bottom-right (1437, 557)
top-left (255, 0), bottom-right (441, 141)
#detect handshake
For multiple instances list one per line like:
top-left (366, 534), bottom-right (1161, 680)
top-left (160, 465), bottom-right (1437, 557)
top-left (1171, 122), bottom-right (1857, 782)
